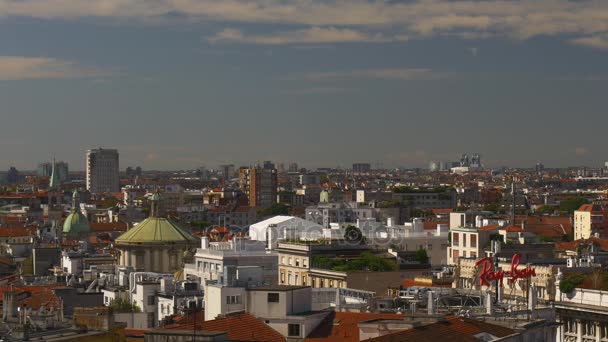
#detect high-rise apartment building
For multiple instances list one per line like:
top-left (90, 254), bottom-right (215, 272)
top-left (239, 162), bottom-right (277, 208)
top-left (38, 160), bottom-right (69, 182)
top-left (352, 163), bottom-right (371, 173)
top-left (86, 148), bottom-right (120, 193)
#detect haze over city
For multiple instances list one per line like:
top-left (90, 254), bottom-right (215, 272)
top-left (2, 0), bottom-right (608, 170)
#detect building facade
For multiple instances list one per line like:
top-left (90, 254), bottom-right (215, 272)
top-left (86, 148), bottom-right (120, 193)
top-left (239, 164), bottom-right (277, 208)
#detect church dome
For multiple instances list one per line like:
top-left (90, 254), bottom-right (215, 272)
top-left (115, 192), bottom-right (198, 246)
top-left (63, 190), bottom-right (90, 236)
top-left (114, 217), bottom-right (198, 245)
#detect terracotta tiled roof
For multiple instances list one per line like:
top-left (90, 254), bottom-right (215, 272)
top-left (423, 221), bottom-right (448, 230)
top-left (365, 315), bottom-right (515, 342)
top-left (305, 311), bottom-right (403, 342)
top-left (577, 204), bottom-right (599, 212)
top-left (555, 237), bottom-right (608, 251)
top-left (90, 221), bottom-right (129, 232)
top-left (164, 313), bottom-right (285, 342)
top-left (478, 224), bottom-right (500, 231)
top-left (0, 227), bottom-right (36, 237)
top-left (0, 285), bottom-right (65, 310)
top-left (503, 226), bottom-right (524, 233)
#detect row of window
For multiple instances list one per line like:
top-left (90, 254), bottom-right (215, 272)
top-left (226, 295), bottom-right (242, 305)
top-left (280, 272), bottom-right (307, 286)
top-left (451, 232), bottom-right (477, 248)
top-left (280, 256), bottom-right (308, 268)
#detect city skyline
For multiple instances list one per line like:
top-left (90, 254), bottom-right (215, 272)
top-left (1, 0), bottom-right (608, 170)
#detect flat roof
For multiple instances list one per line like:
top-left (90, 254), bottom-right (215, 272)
top-left (246, 285), bottom-right (310, 292)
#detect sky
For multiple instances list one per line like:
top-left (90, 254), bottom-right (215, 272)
top-left (1, 0), bottom-right (608, 171)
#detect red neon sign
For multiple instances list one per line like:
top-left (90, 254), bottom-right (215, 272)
top-left (475, 253), bottom-right (536, 287)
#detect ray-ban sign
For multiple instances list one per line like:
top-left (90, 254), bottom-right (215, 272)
top-left (475, 253), bottom-right (536, 287)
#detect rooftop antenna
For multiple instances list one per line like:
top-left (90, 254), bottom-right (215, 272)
top-left (511, 177), bottom-right (516, 225)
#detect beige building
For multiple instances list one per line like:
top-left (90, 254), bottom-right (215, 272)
top-left (453, 257), bottom-right (558, 302)
top-left (275, 241), bottom-right (369, 287)
top-left (115, 193), bottom-right (199, 273)
top-left (574, 204), bottom-right (605, 240)
top-left (447, 225), bottom-right (499, 265)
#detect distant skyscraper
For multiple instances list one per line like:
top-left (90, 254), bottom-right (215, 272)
top-left (6, 167), bottom-right (19, 184)
top-left (219, 164), bottom-right (235, 181)
top-left (288, 162), bottom-right (299, 173)
top-left (86, 148), bottom-right (120, 193)
top-left (239, 164), bottom-right (277, 208)
top-left (352, 163), bottom-right (371, 173)
top-left (535, 163), bottom-right (545, 173)
top-left (38, 160), bottom-right (69, 182)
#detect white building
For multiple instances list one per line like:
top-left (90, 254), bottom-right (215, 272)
top-left (249, 216), bottom-right (324, 249)
top-left (184, 236), bottom-right (278, 285)
top-left (86, 148), bottom-right (120, 193)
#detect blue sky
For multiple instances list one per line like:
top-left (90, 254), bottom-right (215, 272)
top-left (1, 0), bottom-right (607, 171)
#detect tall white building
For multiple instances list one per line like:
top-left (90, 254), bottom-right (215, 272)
top-left (86, 148), bottom-right (120, 193)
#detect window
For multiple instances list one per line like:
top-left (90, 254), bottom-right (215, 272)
top-left (267, 293), bottom-right (279, 303)
top-left (471, 235), bottom-right (477, 248)
top-left (288, 273), bottom-right (292, 284)
top-left (329, 280), bottom-right (334, 288)
top-left (280, 272), bottom-right (285, 283)
top-left (303, 258), bottom-right (307, 267)
top-left (453, 250), bottom-right (459, 262)
top-left (148, 295), bottom-right (156, 305)
top-left (295, 274), bottom-right (299, 284)
top-left (462, 234), bottom-right (467, 247)
top-left (288, 257), bottom-right (292, 266)
top-left (281, 256), bottom-right (285, 264)
top-left (288, 324), bottom-right (301, 337)
top-left (296, 258), bottom-right (300, 267)
top-left (452, 232), bottom-right (459, 246)
top-left (302, 276), bottom-right (307, 286)
top-left (226, 295), bottom-right (241, 305)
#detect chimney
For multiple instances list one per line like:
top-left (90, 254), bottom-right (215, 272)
top-left (201, 236), bottom-right (209, 250)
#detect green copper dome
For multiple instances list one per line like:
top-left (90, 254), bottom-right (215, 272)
top-left (63, 190), bottom-right (90, 236)
top-left (115, 217), bottom-right (198, 245)
top-left (63, 211), bottom-right (90, 235)
top-left (115, 192), bottom-right (198, 246)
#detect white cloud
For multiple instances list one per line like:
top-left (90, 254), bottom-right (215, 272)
top-left (571, 35), bottom-right (608, 50)
top-left (1, 1), bottom-right (608, 49)
top-left (0, 56), bottom-right (112, 81)
top-left (299, 68), bottom-right (449, 81)
top-left (208, 27), bottom-right (407, 44)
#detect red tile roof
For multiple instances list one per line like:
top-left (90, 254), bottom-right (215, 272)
top-left (555, 237), bottom-right (608, 251)
top-left (503, 226), bottom-right (524, 233)
top-left (89, 221), bottom-right (129, 232)
top-left (365, 315), bottom-right (515, 342)
top-left (164, 313), bottom-right (285, 342)
top-left (305, 311), bottom-right (403, 342)
top-left (0, 285), bottom-right (65, 310)
top-left (478, 224), bottom-right (500, 231)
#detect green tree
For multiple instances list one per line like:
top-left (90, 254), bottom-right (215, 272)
top-left (536, 205), bottom-right (556, 214)
top-left (258, 203), bottom-right (289, 217)
top-left (483, 203), bottom-right (500, 213)
top-left (559, 273), bottom-right (587, 294)
top-left (559, 197), bottom-right (588, 214)
top-left (415, 249), bottom-right (429, 264)
top-left (109, 298), bottom-right (141, 313)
